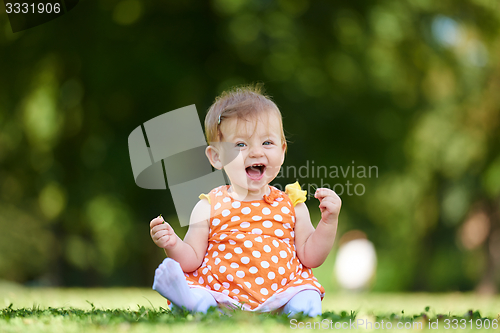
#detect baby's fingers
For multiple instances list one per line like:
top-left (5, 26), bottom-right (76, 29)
top-left (314, 188), bottom-right (334, 199)
top-left (153, 229), bottom-right (171, 241)
top-left (150, 215), bottom-right (166, 228)
top-left (151, 222), bottom-right (174, 235)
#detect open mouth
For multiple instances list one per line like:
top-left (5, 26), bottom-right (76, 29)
top-left (246, 164), bottom-right (266, 180)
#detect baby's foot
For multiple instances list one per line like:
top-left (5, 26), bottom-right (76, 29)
top-left (152, 258), bottom-right (216, 313)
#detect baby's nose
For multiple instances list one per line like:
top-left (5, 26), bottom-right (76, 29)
top-left (248, 145), bottom-right (264, 157)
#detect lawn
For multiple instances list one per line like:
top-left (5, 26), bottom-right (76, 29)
top-left (1, 281), bottom-right (499, 332)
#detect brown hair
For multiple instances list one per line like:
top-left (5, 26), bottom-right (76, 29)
top-left (205, 84), bottom-right (286, 148)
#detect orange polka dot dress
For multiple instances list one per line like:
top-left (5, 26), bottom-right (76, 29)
top-left (184, 184), bottom-right (325, 312)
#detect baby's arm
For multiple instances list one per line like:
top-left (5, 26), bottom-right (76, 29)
top-left (150, 199), bottom-right (210, 272)
top-left (294, 188), bottom-right (341, 268)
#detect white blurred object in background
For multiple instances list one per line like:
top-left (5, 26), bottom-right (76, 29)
top-left (334, 231), bottom-right (377, 290)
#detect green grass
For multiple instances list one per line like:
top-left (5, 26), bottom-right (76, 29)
top-left (0, 283), bottom-right (499, 332)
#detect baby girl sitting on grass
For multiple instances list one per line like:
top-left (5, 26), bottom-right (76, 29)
top-left (149, 85), bottom-right (341, 316)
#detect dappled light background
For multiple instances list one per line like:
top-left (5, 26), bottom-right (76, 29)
top-left (0, 0), bottom-right (499, 294)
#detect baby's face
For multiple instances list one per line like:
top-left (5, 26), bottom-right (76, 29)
top-left (218, 112), bottom-right (286, 194)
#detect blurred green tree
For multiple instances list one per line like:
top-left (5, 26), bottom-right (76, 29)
top-left (0, 0), bottom-right (498, 291)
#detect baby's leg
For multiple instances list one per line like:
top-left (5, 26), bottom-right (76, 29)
top-left (283, 290), bottom-right (322, 317)
top-left (152, 258), bottom-right (217, 313)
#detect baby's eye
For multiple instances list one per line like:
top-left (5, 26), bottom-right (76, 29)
top-left (263, 141), bottom-right (272, 146)
top-left (236, 142), bottom-right (246, 148)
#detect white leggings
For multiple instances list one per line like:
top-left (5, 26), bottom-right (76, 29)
top-left (171, 288), bottom-right (322, 317)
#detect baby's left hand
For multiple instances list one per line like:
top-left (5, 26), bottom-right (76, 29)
top-left (314, 188), bottom-right (342, 225)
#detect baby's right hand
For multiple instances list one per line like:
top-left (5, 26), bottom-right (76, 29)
top-left (150, 216), bottom-right (178, 249)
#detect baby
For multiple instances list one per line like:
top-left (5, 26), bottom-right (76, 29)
top-left (149, 85), bottom-right (341, 316)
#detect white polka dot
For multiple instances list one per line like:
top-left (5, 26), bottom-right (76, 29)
top-left (234, 247), bottom-right (243, 254)
top-left (232, 289), bottom-right (240, 294)
top-left (261, 261), bottom-right (270, 269)
top-left (202, 268), bottom-right (208, 274)
top-left (220, 224), bottom-right (228, 230)
top-left (314, 281), bottom-right (322, 288)
top-left (230, 262), bottom-right (239, 269)
top-left (232, 201), bottom-right (241, 208)
top-left (287, 262), bottom-right (291, 269)
top-left (222, 209), bottom-right (230, 217)
top-left (222, 289), bottom-right (230, 296)
top-left (224, 253), bottom-right (232, 259)
top-left (276, 197), bottom-right (283, 201)
top-left (271, 283), bottom-right (278, 291)
top-left (272, 240), bottom-right (280, 247)
top-left (229, 239), bottom-right (236, 245)
top-left (240, 222), bottom-right (250, 228)
top-left (260, 288), bottom-right (268, 295)
top-left (291, 216), bottom-right (295, 222)
top-left (236, 271), bottom-right (245, 278)
top-left (227, 274), bottom-right (234, 281)
top-left (262, 221), bottom-right (273, 228)
top-left (214, 202), bottom-right (221, 210)
top-left (218, 244), bottom-right (225, 251)
top-left (268, 272), bottom-right (275, 279)
top-left (214, 283), bottom-right (222, 290)
top-left (281, 278), bottom-right (287, 286)
top-left (252, 228), bottom-right (263, 234)
top-left (278, 267), bottom-right (285, 275)
top-left (236, 234), bottom-right (245, 239)
top-left (262, 207), bottom-right (271, 215)
top-left (216, 191), bottom-right (222, 196)
top-left (220, 234), bottom-right (227, 240)
top-left (198, 277), bottom-right (204, 284)
top-left (281, 206), bottom-right (290, 214)
top-left (212, 251), bottom-right (218, 258)
top-left (252, 251), bottom-right (261, 258)
top-left (274, 214), bottom-right (283, 221)
top-left (241, 257), bottom-right (250, 264)
top-left (244, 281), bottom-right (251, 288)
top-left (241, 207), bottom-right (251, 215)
top-left (244, 240), bottom-right (253, 248)
top-left (214, 258), bottom-right (221, 265)
top-left (249, 266), bottom-right (258, 274)
top-left (251, 202), bottom-right (260, 206)
top-left (212, 219), bottom-right (220, 226)
top-left (193, 270), bottom-right (198, 277)
top-left (271, 256), bottom-right (279, 263)
top-left (283, 223), bottom-right (291, 229)
top-left (263, 245), bottom-right (272, 253)
top-left (254, 237), bottom-right (263, 243)
top-left (187, 281), bottom-right (193, 284)
top-left (231, 216), bottom-right (240, 222)
top-left (272, 202), bottom-right (279, 207)
top-left (255, 277), bottom-right (264, 285)
top-left (301, 272), bottom-right (309, 278)
top-left (219, 266), bottom-right (226, 273)
top-left (207, 276), bottom-right (213, 283)
top-left (275, 229), bottom-right (284, 237)
top-left (290, 272), bottom-right (294, 280)
top-left (252, 215), bottom-right (262, 221)
top-left (223, 197), bottom-right (231, 202)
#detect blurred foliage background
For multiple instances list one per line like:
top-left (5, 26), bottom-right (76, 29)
top-left (0, 0), bottom-right (499, 293)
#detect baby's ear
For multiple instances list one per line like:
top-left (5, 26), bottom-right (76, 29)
top-left (280, 142), bottom-right (287, 163)
top-left (206, 145), bottom-right (223, 170)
